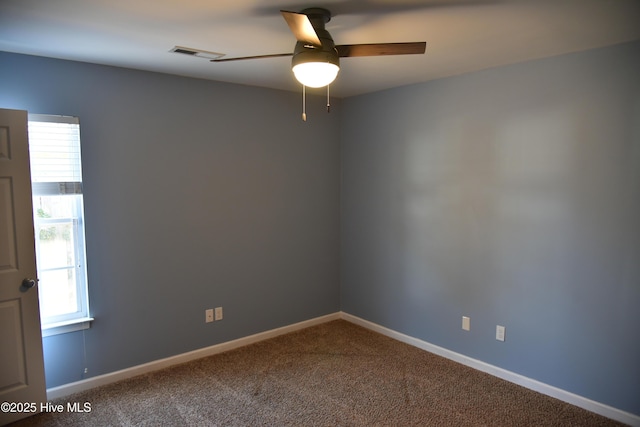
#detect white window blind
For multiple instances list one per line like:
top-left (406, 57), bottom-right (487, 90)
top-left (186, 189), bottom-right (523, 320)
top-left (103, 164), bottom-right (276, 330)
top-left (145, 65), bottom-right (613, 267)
top-left (28, 114), bottom-right (83, 186)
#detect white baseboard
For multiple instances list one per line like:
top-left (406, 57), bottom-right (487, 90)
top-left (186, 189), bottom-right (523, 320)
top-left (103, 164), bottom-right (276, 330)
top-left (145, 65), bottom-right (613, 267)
top-left (340, 312), bottom-right (640, 427)
top-left (46, 312), bottom-right (341, 400)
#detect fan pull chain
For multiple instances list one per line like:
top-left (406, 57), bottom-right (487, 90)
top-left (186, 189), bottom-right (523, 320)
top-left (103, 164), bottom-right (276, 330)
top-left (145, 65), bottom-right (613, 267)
top-left (327, 84), bottom-right (331, 113)
top-left (302, 84), bottom-right (307, 122)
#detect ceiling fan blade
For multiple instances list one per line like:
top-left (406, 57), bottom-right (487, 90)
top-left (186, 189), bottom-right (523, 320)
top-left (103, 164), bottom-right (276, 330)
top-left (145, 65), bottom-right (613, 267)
top-left (336, 42), bottom-right (426, 58)
top-left (280, 10), bottom-right (322, 46)
top-left (211, 53), bottom-right (292, 62)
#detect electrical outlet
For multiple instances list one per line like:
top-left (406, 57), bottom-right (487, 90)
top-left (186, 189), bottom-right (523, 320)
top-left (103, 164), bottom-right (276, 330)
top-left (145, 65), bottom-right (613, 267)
top-left (462, 316), bottom-right (470, 331)
top-left (496, 325), bottom-right (506, 341)
top-left (215, 307), bottom-right (223, 321)
top-left (205, 309), bottom-right (214, 323)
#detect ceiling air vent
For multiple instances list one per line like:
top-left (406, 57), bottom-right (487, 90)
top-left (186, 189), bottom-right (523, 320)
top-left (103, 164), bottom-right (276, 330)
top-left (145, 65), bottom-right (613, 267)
top-left (170, 46), bottom-right (225, 60)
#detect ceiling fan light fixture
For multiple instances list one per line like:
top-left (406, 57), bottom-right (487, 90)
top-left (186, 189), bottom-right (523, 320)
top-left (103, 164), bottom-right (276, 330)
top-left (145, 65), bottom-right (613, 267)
top-left (292, 62), bottom-right (340, 88)
top-left (290, 19), bottom-right (340, 88)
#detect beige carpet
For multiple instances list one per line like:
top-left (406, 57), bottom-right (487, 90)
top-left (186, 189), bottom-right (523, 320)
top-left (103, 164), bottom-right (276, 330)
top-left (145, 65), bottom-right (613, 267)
top-left (11, 320), bottom-right (624, 426)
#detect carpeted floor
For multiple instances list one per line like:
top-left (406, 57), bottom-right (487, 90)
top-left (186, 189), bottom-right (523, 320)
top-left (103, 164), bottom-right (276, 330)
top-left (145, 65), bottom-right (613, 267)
top-left (10, 320), bottom-right (624, 426)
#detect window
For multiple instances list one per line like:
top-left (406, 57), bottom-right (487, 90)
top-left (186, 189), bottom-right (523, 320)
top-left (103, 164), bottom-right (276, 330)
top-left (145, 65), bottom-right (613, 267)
top-left (28, 114), bottom-right (92, 336)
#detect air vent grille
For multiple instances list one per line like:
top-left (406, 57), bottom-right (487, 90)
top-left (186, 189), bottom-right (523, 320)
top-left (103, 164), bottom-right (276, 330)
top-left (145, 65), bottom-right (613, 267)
top-left (173, 48), bottom-right (196, 55)
top-left (170, 46), bottom-right (225, 60)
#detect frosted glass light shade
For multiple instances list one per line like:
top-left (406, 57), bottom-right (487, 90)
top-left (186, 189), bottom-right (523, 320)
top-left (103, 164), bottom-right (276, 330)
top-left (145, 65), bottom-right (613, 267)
top-left (292, 62), bottom-right (339, 88)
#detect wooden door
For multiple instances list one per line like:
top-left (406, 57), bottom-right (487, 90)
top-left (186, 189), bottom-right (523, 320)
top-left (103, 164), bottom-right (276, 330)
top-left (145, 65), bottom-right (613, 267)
top-left (0, 108), bottom-right (46, 425)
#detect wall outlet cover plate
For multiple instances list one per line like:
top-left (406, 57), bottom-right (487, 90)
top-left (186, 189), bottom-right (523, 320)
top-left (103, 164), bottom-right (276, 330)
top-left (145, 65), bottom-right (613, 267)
top-left (462, 316), bottom-right (470, 331)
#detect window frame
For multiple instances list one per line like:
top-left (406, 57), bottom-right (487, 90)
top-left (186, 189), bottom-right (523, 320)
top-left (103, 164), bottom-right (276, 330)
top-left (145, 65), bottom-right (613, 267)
top-left (28, 114), bottom-right (93, 337)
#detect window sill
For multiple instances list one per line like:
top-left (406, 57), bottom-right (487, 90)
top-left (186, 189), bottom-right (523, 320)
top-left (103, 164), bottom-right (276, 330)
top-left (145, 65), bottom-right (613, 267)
top-left (41, 317), bottom-right (94, 337)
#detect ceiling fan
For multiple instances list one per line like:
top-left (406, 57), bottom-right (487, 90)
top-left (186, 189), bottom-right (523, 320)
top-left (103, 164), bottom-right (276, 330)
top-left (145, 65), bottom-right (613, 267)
top-left (211, 7), bottom-right (426, 120)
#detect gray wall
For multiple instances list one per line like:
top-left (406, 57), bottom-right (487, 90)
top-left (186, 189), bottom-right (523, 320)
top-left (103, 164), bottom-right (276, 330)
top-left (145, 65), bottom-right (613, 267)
top-left (0, 52), bottom-right (341, 387)
top-left (341, 41), bottom-right (640, 415)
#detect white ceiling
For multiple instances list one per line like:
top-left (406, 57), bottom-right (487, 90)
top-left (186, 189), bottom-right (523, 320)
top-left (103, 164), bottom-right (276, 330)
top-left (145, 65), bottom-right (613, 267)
top-left (1, 0), bottom-right (639, 98)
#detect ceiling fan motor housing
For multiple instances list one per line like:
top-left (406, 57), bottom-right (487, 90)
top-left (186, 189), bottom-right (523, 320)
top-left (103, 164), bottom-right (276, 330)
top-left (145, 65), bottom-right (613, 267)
top-left (291, 8), bottom-right (340, 71)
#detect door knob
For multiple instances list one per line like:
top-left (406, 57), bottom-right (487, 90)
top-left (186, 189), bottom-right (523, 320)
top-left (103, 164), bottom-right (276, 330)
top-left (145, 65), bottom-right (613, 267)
top-left (20, 278), bottom-right (37, 292)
